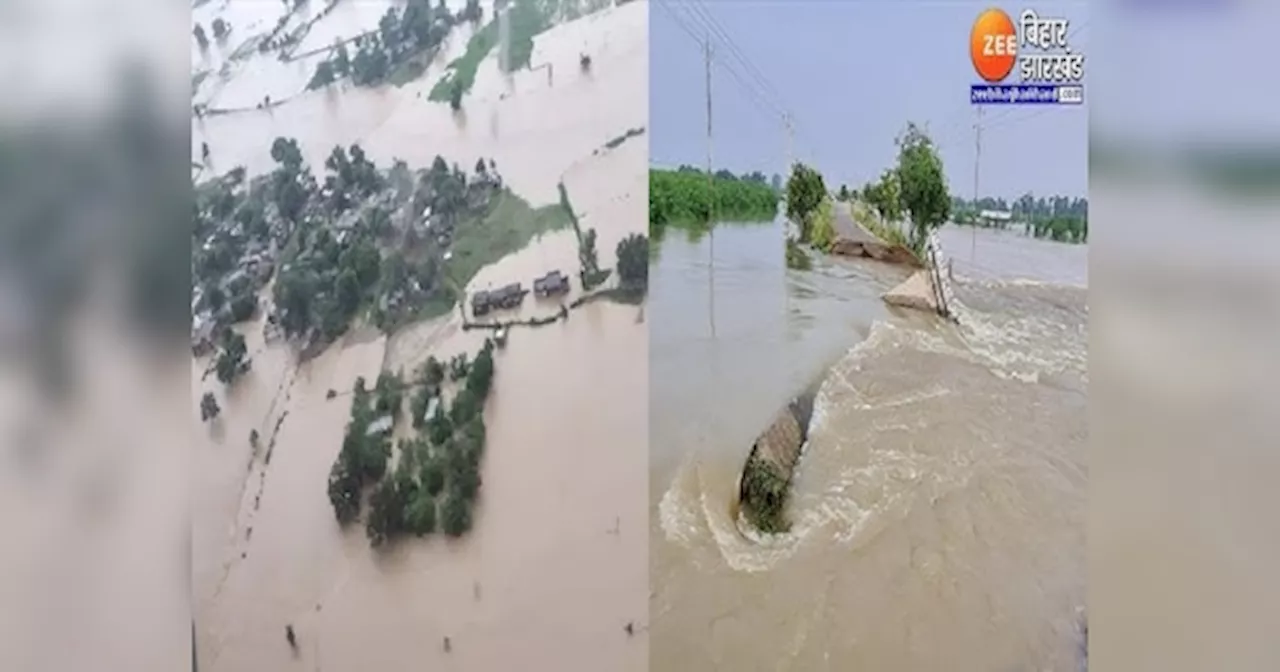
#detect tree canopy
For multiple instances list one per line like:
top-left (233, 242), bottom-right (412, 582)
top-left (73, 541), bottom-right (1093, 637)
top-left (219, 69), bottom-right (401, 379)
top-left (894, 123), bottom-right (950, 249)
top-left (785, 162), bottom-right (826, 239)
top-left (615, 233), bottom-right (648, 288)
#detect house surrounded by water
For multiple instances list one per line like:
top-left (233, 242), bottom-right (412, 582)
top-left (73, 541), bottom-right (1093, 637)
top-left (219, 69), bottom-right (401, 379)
top-left (533, 270), bottom-right (570, 297)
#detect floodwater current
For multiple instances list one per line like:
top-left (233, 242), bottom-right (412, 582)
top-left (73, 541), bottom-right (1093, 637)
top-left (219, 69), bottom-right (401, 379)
top-left (650, 221), bottom-right (1087, 671)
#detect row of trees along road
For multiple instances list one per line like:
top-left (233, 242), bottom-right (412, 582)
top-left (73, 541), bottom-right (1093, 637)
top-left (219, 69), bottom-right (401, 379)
top-left (830, 123), bottom-right (951, 257)
top-left (788, 126), bottom-right (951, 259)
top-left (863, 123), bottom-right (949, 255)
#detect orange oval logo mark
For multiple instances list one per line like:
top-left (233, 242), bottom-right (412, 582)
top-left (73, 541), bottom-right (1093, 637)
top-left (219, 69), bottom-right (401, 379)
top-left (970, 8), bottom-right (1017, 83)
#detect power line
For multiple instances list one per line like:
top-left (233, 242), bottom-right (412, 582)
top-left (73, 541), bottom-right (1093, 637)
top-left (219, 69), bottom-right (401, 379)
top-left (655, 0), bottom-right (800, 174)
top-left (685, 0), bottom-right (788, 113)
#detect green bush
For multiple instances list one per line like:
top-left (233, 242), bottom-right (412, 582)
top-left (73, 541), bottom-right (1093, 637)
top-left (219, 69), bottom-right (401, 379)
top-left (785, 238), bottom-right (812, 271)
top-left (810, 197), bottom-right (837, 252)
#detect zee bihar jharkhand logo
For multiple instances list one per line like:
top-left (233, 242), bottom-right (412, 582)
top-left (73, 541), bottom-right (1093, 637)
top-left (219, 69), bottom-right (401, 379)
top-left (969, 7), bottom-right (1085, 84)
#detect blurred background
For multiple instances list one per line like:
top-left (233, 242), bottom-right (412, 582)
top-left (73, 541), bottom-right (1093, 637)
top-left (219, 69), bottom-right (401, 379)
top-left (0, 0), bottom-right (191, 671)
top-left (0, 0), bottom-right (1277, 670)
top-left (1090, 0), bottom-right (1280, 670)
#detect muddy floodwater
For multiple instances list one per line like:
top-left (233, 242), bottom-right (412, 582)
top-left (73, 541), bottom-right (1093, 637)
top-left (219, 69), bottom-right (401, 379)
top-left (193, 1), bottom-right (648, 670)
top-left (651, 223), bottom-right (1087, 670)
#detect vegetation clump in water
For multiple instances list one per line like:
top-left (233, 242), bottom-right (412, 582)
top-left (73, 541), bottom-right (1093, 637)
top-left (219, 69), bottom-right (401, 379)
top-left (200, 392), bottom-right (221, 423)
top-left (785, 238), bottom-right (812, 271)
top-left (739, 458), bottom-right (791, 534)
top-left (213, 327), bottom-right (252, 385)
top-left (648, 167), bottom-right (780, 236)
top-left (427, 0), bottom-right (609, 104)
top-left (327, 340), bottom-right (499, 547)
top-left (308, 0), bottom-right (483, 91)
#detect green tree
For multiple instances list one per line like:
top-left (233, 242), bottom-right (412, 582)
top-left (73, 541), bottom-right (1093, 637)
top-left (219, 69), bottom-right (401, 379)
top-left (405, 491), bottom-right (437, 536)
top-left (366, 470), bottom-right (412, 546)
top-left (837, 184), bottom-right (850, 201)
top-left (336, 268), bottom-right (361, 318)
top-left (449, 78), bottom-right (463, 111)
top-left (895, 123), bottom-right (951, 250)
top-left (230, 294), bottom-right (257, 323)
top-left (205, 284), bottom-right (226, 313)
top-left (864, 169), bottom-right (902, 224)
top-left (785, 163), bottom-right (826, 241)
top-left (580, 228), bottom-right (600, 275)
top-left (200, 392), bottom-right (220, 422)
top-left (440, 488), bottom-right (472, 537)
top-left (309, 60), bottom-right (336, 89)
top-left (451, 387), bottom-right (479, 425)
top-left (615, 233), bottom-right (648, 288)
top-left (428, 404), bottom-right (453, 446)
top-left (420, 457), bottom-right (446, 497)
top-left (327, 455), bottom-right (362, 524)
top-left (215, 329), bottom-right (250, 384)
top-left (333, 40), bottom-right (351, 76)
top-left (270, 137), bottom-right (304, 171)
top-left (466, 346), bottom-right (494, 400)
top-left (419, 355), bottom-right (445, 388)
top-left (462, 417), bottom-right (486, 454)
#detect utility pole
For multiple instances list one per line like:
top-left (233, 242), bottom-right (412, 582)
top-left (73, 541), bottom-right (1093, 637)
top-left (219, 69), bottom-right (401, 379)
top-left (972, 105), bottom-right (983, 263)
top-left (705, 34), bottom-right (716, 338)
top-left (784, 112), bottom-right (794, 172)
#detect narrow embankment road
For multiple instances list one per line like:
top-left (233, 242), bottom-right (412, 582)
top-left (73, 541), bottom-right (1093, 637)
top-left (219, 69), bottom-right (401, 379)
top-left (832, 201), bottom-right (880, 244)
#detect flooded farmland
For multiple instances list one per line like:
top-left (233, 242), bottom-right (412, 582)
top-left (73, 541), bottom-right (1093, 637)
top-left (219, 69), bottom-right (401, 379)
top-left (192, 1), bottom-right (648, 670)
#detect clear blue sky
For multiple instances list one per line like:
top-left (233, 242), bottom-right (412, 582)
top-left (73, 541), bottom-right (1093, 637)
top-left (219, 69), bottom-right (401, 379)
top-left (650, 0), bottom-right (1089, 202)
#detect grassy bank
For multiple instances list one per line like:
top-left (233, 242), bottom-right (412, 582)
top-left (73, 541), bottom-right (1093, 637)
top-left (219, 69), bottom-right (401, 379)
top-left (851, 199), bottom-right (914, 251)
top-left (428, 20), bottom-right (499, 101)
top-left (428, 0), bottom-right (557, 102)
top-left (649, 168), bottom-right (779, 234)
top-left (445, 190), bottom-right (575, 289)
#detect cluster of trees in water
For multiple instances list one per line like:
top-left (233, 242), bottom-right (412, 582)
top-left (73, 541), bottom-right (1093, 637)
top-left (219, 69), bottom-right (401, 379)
top-left (192, 18), bottom-right (231, 51)
top-left (266, 136), bottom-right (503, 345)
top-left (951, 194), bottom-right (1088, 244)
top-left (648, 166), bottom-right (780, 233)
top-left (328, 339), bottom-right (496, 545)
top-left (308, 0), bottom-right (483, 92)
top-left (195, 129), bottom-right (510, 362)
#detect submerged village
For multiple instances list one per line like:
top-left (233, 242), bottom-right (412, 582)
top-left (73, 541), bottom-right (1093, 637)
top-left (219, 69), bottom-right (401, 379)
top-left (195, 136), bottom-right (647, 541)
top-left (191, 0), bottom-right (648, 666)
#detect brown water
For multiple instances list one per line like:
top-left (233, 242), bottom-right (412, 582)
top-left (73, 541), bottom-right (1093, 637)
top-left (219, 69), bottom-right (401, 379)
top-left (650, 223), bottom-right (1087, 670)
top-left (193, 2), bottom-right (649, 670)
